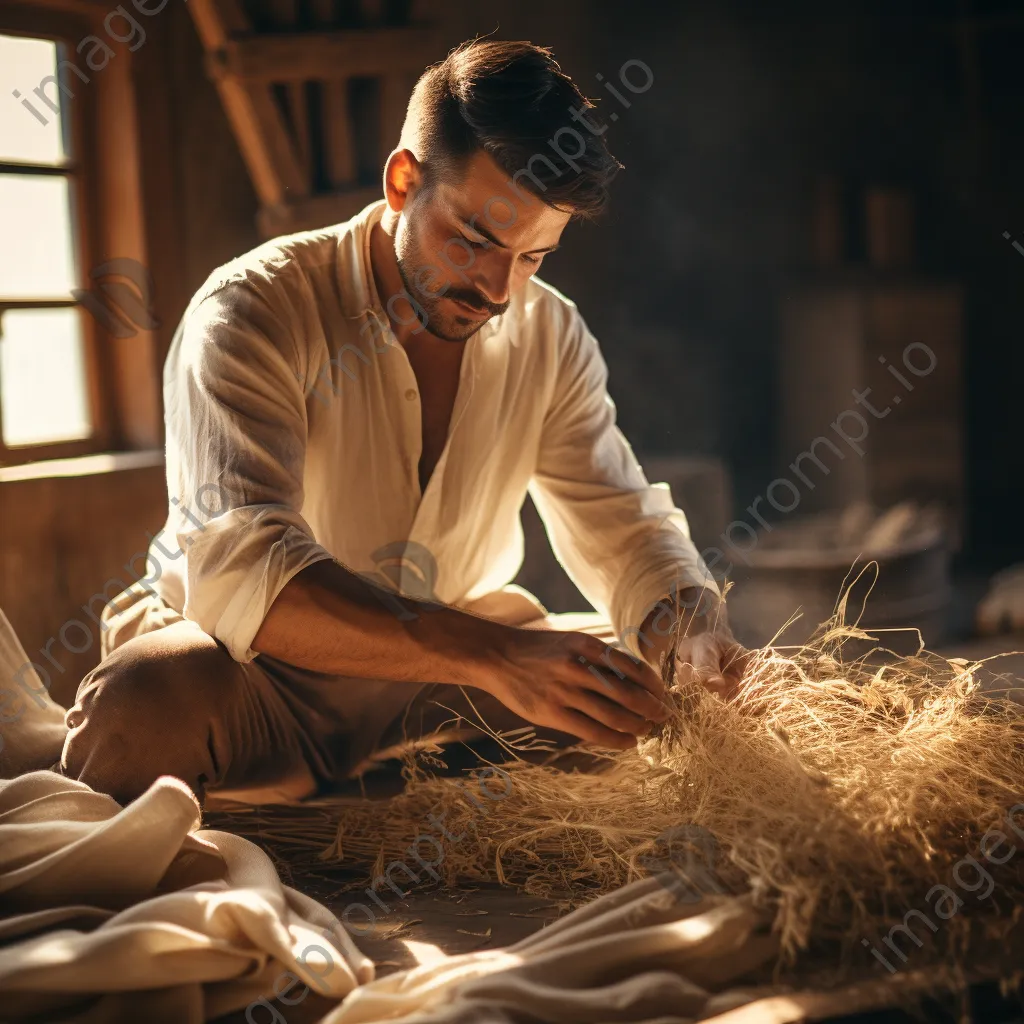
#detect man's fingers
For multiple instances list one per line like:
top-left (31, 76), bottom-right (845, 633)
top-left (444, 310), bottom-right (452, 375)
top-left (566, 688), bottom-right (652, 738)
top-left (570, 633), bottom-right (669, 719)
top-left (579, 666), bottom-right (671, 723)
top-left (602, 643), bottom-right (666, 698)
top-left (702, 673), bottom-right (733, 699)
top-left (555, 708), bottom-right (637, 751)
top-left (675, 633), bottom-right (718, 673)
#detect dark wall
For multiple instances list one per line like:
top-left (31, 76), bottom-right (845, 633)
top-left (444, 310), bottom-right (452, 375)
top-left (526, 0), bottom-right (1024, 569)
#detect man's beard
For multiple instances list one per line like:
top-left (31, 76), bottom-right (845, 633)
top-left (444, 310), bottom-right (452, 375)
top-left (395, 251), bottom-right (509, 344)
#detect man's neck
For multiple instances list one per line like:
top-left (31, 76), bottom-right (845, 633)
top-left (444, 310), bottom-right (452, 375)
top-left (368, 210), bottom-right (419, 349)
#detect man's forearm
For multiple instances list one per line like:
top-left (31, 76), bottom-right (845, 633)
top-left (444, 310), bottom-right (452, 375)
top-left (253, 559), bottom-right (679, 745)
top-left (252, 558), bottom-right (508, 686)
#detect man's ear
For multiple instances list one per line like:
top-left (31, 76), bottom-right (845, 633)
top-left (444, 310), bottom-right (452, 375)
top-left (383, 149), bottom-right (422, 213)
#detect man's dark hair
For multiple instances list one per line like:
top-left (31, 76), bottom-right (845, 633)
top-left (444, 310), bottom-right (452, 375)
top-left (403, 38), bottom-right (623, 220)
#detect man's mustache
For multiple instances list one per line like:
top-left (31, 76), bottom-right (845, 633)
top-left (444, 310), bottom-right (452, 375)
top-left (446, 290), bottom-right (509, 317)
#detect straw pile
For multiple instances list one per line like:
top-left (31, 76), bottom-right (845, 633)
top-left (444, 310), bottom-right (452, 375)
top-left (209, 589), bottom-right (1024, 983)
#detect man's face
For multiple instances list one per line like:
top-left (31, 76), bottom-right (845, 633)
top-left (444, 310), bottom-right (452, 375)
top-left (394, 150), bottom-right (571, 342)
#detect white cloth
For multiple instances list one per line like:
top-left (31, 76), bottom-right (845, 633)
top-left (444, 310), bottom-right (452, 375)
top-left (134, 199), bottom-right (716, 663)
top-left (0, 609), bottom-right (67, 778)
top-left (0, 771), bottom-right (371, 1023)
top-left (320, 876), bottom-right (929, 1024)
top-left (0, 771), bottom-right (909, 1024)
top-left (324, 879), bottom-right (778, 1024)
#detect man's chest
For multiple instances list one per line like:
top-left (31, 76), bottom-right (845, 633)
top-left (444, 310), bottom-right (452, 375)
top-left (304, 318), bottom-right (552, 513)
top-left (405, 342), bottom-right (466, 493)
top-left (300, 324), bottom-right (554, 592)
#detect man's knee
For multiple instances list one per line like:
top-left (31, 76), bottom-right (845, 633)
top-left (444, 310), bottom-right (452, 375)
top-left (72, 625), bottom-right (229, 722)
top-left (62, 624), bottom-right (238, 800)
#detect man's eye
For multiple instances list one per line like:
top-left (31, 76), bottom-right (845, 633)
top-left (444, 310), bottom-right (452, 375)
top-left (461, 234), bottom-right (488, 250)
top-left (521, 254), bottom-right (541, 266)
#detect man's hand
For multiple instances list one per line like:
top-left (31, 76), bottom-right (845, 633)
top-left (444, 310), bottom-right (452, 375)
top-left (672, 628), bottom-right (751, 701)
top-left (476, 628), bottom-right (672, 750)
top-left (638, 587), bottom-right (752, 701)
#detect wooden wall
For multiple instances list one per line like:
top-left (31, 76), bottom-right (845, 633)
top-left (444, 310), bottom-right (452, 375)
top-left (0, 455), bottom-right (166, 709)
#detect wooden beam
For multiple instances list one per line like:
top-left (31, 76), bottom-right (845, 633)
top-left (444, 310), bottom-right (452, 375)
top-left (235, 79), bottom-right (309, 202)
top-left (188, 0), bottom-right (251, 50)
top-left (134, 0), bottom-right (190, 370)
top-left (311, 0), bottom-right (350, 189)
top-left (95, 35), bottom-right (161, 448)
top-left (222, 26), bottom-right (442, 81)
top-left (199, 51), bottom-right (308, 204)
top-left (258, 1), bottom-right (313, 192)
top-left (190, 0), bottom-right (307, 203)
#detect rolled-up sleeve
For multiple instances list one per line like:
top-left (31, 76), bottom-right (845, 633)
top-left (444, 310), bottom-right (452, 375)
top-left (529, 310), bottom-right (719, 653)
top-left (165, 282), bottom-right (335, 662)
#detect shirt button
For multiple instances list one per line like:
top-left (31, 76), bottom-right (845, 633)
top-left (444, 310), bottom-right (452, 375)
top-left (404, 388), bottom-right (417, 401)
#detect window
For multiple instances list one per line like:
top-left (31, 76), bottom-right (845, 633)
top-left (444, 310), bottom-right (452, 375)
top-left (0, 28), bottom-right (106, 463)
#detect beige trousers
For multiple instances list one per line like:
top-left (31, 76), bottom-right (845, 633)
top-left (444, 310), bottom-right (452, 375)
top-left (60, 585), bottom-right (613, 806)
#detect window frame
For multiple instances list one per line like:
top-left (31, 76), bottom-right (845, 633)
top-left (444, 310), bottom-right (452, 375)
top-left (0, 8), bottom-right (114, 466)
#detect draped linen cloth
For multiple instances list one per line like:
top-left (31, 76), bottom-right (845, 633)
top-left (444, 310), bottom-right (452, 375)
top-left (0, 779), bottom-right (926, 1024)
top-left (319, 877), bottom-right (924, 1024)
top-left (0, 609), bottom-right (68, 780)
top-left (324, 880), bottom-right (780, 1024)
top-left (0, 770), bottom-right (371, 1022)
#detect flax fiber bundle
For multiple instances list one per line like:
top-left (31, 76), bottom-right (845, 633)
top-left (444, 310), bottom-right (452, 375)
top-left (209, 589), bottom-right (1024, 983)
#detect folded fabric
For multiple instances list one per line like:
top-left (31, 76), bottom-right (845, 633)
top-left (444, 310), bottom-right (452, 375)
top-left (0, 608), bottom-right (68, 779)
top-left (323, 876), bottom-right (780, 1024)
top-left (0, 771), bottom-right (372, 1022)
top-left (322, 877), bottom-right (942, 1024)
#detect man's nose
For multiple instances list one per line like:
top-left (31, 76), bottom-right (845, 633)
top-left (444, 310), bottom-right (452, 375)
top-left (472, 252), bottom-right (516, 306)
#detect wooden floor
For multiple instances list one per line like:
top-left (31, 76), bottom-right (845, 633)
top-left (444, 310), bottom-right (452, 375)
top-left (318, 880), bottom-right (560, 971)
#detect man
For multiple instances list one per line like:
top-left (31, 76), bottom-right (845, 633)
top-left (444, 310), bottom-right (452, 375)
top-left (62, 39), bottom-right (747, 806)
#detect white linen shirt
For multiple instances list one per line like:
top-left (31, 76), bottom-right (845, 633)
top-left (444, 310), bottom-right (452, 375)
top-left (148, 199), bottom-right (716, 663)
